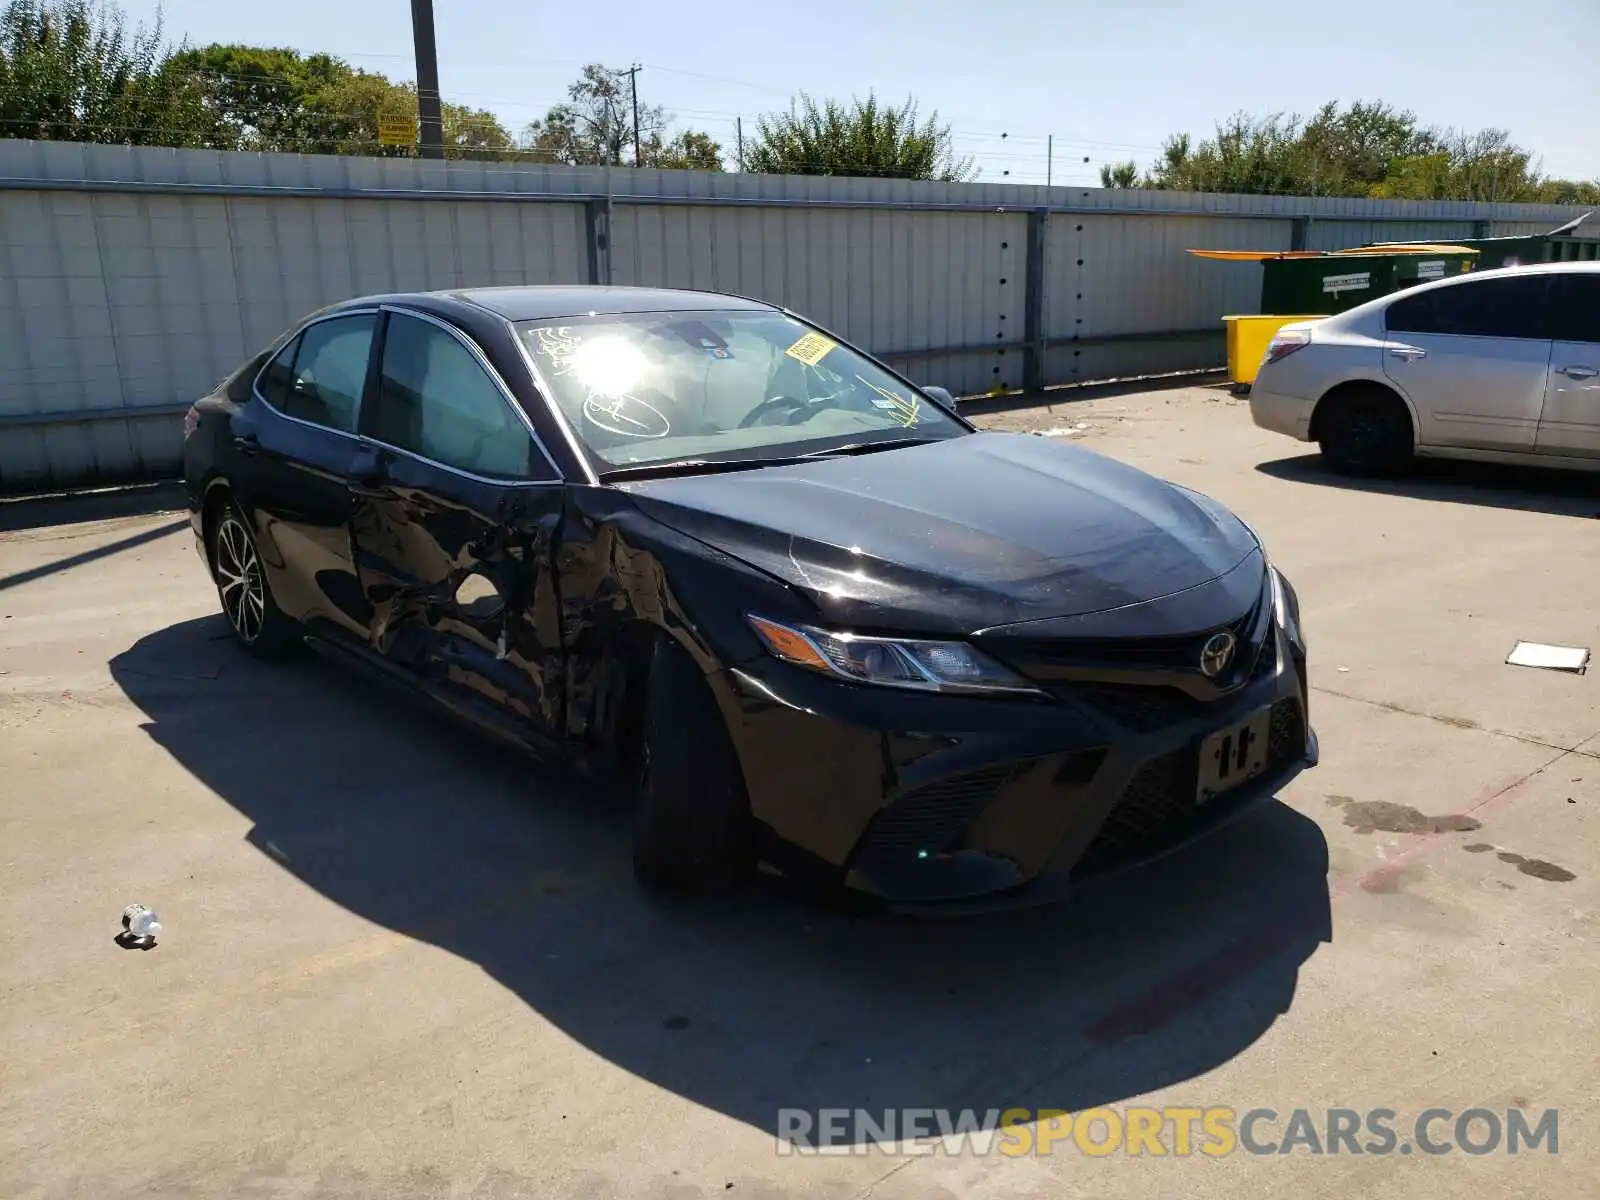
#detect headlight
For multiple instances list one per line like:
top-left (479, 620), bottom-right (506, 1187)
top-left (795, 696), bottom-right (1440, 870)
top-left (747, 615), bottom-right (1043, 696)
top-left (1269, 566), bottom-right (1304, 646)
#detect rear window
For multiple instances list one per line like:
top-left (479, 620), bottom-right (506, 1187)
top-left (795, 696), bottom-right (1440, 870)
top-left (224, 352), bottom-right (269, 403)
top-left (1385, 274), bottom-right (1552, 340)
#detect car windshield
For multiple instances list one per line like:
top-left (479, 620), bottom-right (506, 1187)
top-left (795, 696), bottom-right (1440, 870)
top-left (516, 309), bottom-right (965, 469)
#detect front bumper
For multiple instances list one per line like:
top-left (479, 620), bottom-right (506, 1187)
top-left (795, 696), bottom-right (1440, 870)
top-left (714, 625), bottom-right (1315, 907)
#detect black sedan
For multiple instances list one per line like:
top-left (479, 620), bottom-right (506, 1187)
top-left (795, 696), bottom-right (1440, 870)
top-left (182, 285), bottom-right (1316, 906)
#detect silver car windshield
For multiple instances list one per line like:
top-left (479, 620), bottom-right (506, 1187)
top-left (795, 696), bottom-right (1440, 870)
top-left (516, 310), bottom-right (963, 467)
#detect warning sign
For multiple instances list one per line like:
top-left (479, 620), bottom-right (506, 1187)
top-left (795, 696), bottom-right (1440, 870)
top-left (377, 117), bottom-right (415, 147)
top-left (1321, 271), bottom-right (1371, 296)
top-left (784, 331), bottom-right (836, 367)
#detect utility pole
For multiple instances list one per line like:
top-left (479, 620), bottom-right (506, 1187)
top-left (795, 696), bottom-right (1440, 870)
top-left (624, 64), bottom-right (643, 168)
top-left (410, 0), bottom-right (444, 160)
top-left (736, 116), bottom-right (744, 173)
top-left (1046, 134), bottom-right (1053, 189)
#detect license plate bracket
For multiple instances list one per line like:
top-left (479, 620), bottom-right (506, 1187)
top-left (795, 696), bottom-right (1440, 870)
top-left (1196, 706), bottom-right (1272, 805)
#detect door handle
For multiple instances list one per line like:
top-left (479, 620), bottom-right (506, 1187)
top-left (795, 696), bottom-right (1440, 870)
top-left (232, 433), bottom-right (260, 455)
top-left (1388, 346), bottom-right (1427, 360)
top-left (1557, 364), bottom-right (1599, 379)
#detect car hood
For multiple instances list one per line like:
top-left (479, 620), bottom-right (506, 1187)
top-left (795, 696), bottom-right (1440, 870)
top-left (622, 432), bottom-right (1260, 634)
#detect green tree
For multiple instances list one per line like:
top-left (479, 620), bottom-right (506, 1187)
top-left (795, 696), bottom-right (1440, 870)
top-left (519, 63), bottom-right (722, 170)
top-left (167, 43), bottom-right (343, 150)
top-left (745, 92), bottom-right (975, 181)
top-left (1531, 177), bottom-right (1600, 205)
top-left (1099, 160), bottom-right (1139, 188)
top-left (1372, 128), bottom-right (1541, 202)
top-left (650, 128), bottom-right (722, 171)
top-left (175, 43), bottom-right (517, 159)
top-left (0, 0), bottom-right (219, 146)
top-left (521, 63), bottom-right (663, 166)
top-left (1134, 100), bottom-right (1592, 202)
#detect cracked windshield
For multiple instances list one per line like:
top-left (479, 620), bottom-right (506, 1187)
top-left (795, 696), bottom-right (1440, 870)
top-left (519, 310), bottom-right (963, 467)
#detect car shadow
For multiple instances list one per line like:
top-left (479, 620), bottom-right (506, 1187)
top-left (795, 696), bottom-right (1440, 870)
top-left (1257, 453), bottom-right (1600, 518)
top-left (110, 615), bottom-right (1333, 1141)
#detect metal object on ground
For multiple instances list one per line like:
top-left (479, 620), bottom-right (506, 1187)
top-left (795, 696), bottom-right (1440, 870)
top-left (1505, 642), bottom-right (1591, 674)
top-left (120, 904), bottom-right (162, 943)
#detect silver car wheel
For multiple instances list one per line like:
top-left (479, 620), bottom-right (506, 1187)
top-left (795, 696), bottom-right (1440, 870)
top-left (215, 514), bottom-right (266, 644)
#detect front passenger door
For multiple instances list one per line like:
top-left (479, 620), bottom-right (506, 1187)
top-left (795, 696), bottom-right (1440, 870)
top-left (351, 309), bottom-right (567, 744)
top-left (1382, 274), bottom-right (1554, 452)
top-left (1536, 273), bottom-right (1600, 459)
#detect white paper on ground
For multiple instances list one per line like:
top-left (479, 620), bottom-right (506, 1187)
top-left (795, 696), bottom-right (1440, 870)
top-left (1505, 641), bottom-right (1591, 673)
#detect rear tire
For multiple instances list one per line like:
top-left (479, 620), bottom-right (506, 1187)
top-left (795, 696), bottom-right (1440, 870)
top-left (1316, 386), bottom-right (1414, 478)
top-left (631, 639), bottom-right (755, 894)
top-left (210, 500), bottom-right (303, 659)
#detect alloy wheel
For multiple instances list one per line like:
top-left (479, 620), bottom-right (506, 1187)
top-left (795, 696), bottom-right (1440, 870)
top-left (215, 515), bottom-right (266, 644)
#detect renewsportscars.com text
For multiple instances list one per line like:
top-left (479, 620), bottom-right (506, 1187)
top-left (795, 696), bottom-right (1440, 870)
top-left (775, 1106), bottom-right (1558, 1157)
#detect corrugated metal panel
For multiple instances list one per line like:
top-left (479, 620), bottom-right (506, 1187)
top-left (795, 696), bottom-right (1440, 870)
top-left (0, 185), bottom-right (587, 490)
top-left (1305, 220), bottom-right (1475, 251)
top-left (1042, 333), bottom-right (1224, 386)
top-left (2, 139), bottom-right (1591, 226)
top-left (2, 137), bottom-right (1595, 489)
top-left (1042, 214), bottom-right (1286, 384)
top-left (611, 204), bottom-right (1026, 395)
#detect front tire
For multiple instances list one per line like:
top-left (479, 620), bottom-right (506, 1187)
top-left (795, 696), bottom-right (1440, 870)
top-left (1316, 386), bottom-right (1414, 477)
top-left (631, 639), bottom-right (755, 893)
top-left (210, 501), bottom-right (302, 659)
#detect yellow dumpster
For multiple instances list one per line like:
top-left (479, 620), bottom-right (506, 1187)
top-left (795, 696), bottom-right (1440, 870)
top-left (1222, 314), bottom-right (1327, 387)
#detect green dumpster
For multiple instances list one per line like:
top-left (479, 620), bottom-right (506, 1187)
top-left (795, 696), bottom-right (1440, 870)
top-left (1260, 246), bottom-right (1479, 315)
top-left (1430, 212), bottom-right (1597, 270)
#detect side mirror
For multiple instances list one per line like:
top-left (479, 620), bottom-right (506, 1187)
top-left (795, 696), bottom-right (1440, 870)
top-left (921, 385), bottom-right (957, 409)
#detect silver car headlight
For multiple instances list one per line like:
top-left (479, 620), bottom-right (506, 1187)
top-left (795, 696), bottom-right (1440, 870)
top-left (747, 615), bottom-right (1043, 696)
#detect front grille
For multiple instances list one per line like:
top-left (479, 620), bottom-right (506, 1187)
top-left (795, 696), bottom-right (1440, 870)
top-left (1075, 685), bottom-right (1203, 733)
top-left (1269, 695), bottom-right (1304, 761)
top-left (1075, 695), bottom-right (1307, 875)
top-left (851, 763), bottom-right (1023, 867)
top-left (1068, 633), bottom-right (1278, 734)
top-left (1074, 746), bottom-right (1197, 873)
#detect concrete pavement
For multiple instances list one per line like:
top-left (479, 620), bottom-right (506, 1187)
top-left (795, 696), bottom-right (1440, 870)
top-left (1, 384), bottom-right (1596, 1198)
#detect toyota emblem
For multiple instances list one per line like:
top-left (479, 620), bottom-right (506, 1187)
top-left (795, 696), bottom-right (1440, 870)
top-left (1199, 631), bottom-right (1236, 678)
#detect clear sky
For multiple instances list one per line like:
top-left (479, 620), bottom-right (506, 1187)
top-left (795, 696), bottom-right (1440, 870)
top-left (124, 0), bottom-right (1598, 185)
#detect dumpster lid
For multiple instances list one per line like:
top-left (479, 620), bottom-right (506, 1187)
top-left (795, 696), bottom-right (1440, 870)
top-left (1187, 250), bottom-right (1323, 261)
top-left (1329, 244), bottom-right (1478, 256)
top-left (1187, 244), bottom-right (1477, 262)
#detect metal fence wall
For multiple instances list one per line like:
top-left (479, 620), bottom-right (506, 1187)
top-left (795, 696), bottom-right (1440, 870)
top-left (0, 138), bottom-right (1592, 491)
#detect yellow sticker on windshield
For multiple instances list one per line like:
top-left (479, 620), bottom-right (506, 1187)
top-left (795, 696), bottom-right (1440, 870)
top-left (784, 331), bottom-right (836, 367)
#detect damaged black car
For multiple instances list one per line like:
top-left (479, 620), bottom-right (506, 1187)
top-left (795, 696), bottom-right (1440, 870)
top-left (182, 285), bottom-right (1316, 907)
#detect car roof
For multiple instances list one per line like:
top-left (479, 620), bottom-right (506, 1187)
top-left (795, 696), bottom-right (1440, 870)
top-left (358, 285), bottom-right (779, 322)
top-left (1345, 257), bottom-right (1598, 310)
top-left (1417, 258), bottom-right (1599, 286)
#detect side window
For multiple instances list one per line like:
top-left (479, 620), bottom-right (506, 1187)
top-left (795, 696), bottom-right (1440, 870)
top-left (1549, 275), bottom-right (1600, 342)
top-left (273, 315), bottom-right (375, 433)
top-left (373, 313), bottom-right (538, 479)
top-left (1386, 276), bottom-right (1551, 340)
top-left (256, 337), bottom-right (300, 409)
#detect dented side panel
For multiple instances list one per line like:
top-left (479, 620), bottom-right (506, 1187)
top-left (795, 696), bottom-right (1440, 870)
top-left (349, 444), bottom-right (566, 739)
top-left (555, 485), bottom-right (805, 743)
